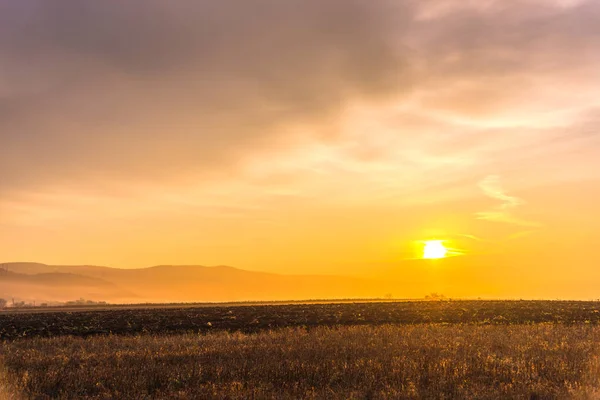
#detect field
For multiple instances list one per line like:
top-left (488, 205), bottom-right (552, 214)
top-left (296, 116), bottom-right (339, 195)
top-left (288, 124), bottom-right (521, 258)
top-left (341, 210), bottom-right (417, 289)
top-left (3, 300), bottom-right (600, 340)
top-left (2, 301), bottom-right (600, 399)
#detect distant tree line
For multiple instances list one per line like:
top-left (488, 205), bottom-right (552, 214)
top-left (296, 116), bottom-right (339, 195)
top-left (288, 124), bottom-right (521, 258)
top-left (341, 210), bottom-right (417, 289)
top-left (0, 297), bottom-right (107, 309)
top-left (424, 293), bottom-right (448, 301)
top-left (65, 298), bottom-right (108, 306)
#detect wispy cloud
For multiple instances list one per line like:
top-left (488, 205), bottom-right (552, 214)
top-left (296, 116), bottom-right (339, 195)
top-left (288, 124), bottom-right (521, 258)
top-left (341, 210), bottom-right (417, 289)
top-left (454, 233), bottom-right (487, 242)
top-left (476, 175), bottom-right (542, 227)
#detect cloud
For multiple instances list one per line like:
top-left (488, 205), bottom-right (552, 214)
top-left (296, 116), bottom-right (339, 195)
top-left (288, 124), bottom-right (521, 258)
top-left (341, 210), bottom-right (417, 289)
top-left (478, 175), bottom-right (523, 209)
top-left (0, 0), bottom-right (411, 196)
top-left (1, 0), bottom-right (600, 227)
top-left (475, 175), bottom-right (542, 227)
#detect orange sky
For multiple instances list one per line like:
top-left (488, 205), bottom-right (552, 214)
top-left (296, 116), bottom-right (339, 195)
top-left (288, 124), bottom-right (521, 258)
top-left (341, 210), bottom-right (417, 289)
top-left (1, 0), bottom-right (600, 299)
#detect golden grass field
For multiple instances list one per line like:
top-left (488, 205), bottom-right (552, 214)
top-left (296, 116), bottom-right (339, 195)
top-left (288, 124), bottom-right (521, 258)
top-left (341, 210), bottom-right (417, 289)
top-left (2, 324), bottom-right (600, 399)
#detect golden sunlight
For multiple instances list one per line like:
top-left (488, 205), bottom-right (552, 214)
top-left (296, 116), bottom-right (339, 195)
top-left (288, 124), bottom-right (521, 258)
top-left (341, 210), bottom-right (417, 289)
top-left (423, 240), bottom-right (448, 259)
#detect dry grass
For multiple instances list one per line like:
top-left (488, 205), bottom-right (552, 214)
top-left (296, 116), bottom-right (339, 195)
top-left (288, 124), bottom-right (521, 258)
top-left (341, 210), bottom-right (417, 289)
top-left (2, 324), bottom-right (600, 399)
top-left (0, 366), bottom-right (21, 400)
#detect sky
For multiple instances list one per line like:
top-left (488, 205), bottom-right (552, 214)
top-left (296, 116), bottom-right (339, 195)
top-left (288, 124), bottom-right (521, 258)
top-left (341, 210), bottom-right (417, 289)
top-left (1, 0), bottom-right (600, 298)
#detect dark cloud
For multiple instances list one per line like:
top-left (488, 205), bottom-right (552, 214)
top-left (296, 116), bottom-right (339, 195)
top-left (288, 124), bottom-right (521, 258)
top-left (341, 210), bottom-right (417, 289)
top-left (411, 0), bottom-right (600, 102)
top-left (0, 0), bottom-right (412, 194)
top-left (1, 0), bottom-right (599, 200)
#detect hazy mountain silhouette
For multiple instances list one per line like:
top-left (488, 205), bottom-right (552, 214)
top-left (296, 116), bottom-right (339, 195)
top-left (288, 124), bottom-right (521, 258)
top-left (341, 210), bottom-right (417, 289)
top-left (0, 269), bottom-right (137, 303)
top-left (0, 263), bottom-right (391, 303)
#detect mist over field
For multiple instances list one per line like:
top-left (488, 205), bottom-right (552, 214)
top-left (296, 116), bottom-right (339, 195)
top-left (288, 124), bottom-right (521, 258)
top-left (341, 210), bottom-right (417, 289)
top-left (0, 262), bottom-right (396, 304)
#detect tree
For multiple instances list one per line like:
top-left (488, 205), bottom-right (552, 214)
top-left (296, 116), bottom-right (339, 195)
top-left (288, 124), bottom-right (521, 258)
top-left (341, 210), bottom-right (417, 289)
top-left (0, 298), bottom-right (7, 309)
top-left (425, 292), bottom-right (447, 301)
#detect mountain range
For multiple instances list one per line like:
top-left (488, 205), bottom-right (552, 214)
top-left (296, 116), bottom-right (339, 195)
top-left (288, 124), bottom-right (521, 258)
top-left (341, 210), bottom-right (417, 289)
top-left (0, 262), bottom-right (391, 304)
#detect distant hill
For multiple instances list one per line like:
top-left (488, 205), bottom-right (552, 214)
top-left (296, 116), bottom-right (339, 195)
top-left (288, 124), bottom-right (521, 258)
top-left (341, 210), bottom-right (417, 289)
top-left (0, 263), bottom-right (391, 303)
top-left (0, 269), bottom-right (137, 303)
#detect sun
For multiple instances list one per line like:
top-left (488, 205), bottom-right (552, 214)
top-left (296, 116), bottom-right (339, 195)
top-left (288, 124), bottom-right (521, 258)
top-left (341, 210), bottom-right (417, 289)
top-left (423, 240), bottom-right (448, 259)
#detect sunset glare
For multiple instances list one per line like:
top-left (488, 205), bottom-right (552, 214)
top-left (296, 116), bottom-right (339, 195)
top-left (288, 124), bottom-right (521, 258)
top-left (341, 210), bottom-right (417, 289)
top-left (423, 241), bottom-right (448, 260)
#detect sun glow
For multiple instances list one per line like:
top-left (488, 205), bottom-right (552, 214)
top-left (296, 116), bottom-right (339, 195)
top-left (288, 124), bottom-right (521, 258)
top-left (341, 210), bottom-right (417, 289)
top-left (423, 240), bottom-right (448, 259)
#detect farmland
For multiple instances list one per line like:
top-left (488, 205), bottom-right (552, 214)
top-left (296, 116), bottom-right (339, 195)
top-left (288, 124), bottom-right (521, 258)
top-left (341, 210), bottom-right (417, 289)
top-left (3, 301), bottom-right (600, 399)
top-left (2, 300), bottom-right (600, 340)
